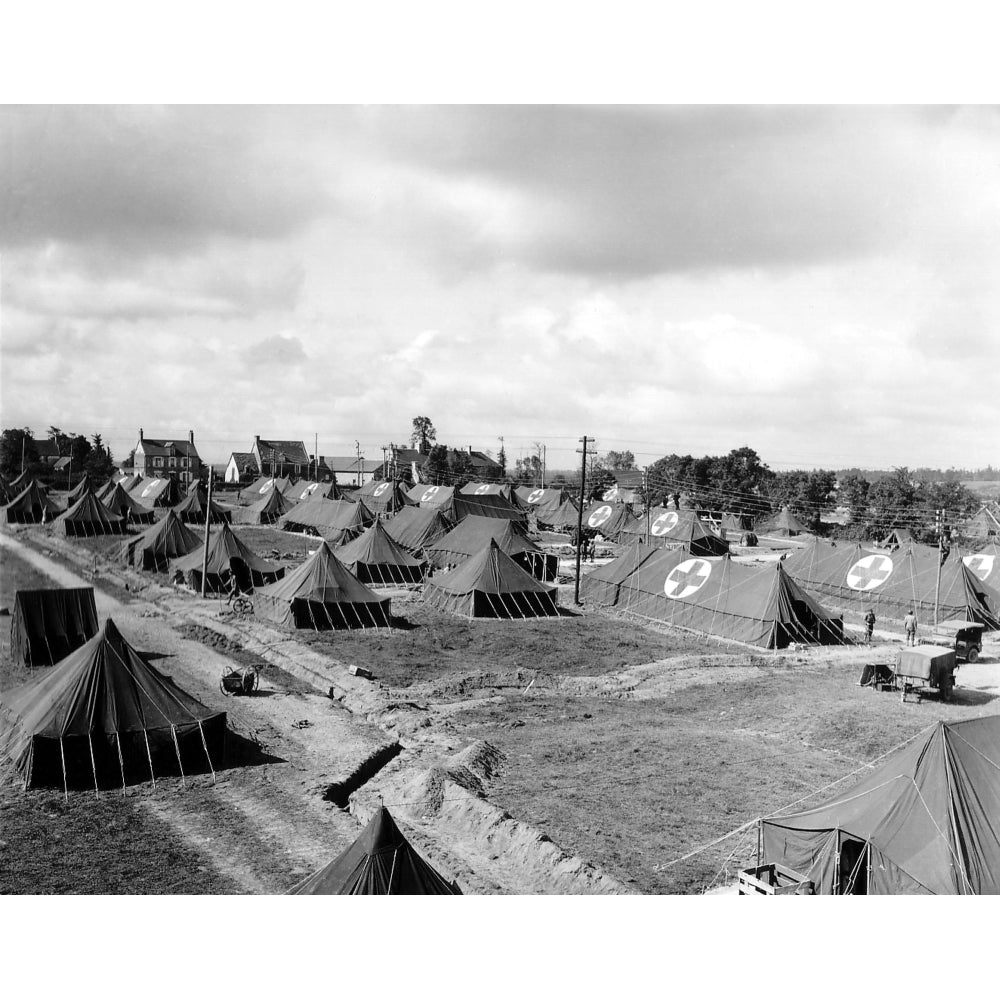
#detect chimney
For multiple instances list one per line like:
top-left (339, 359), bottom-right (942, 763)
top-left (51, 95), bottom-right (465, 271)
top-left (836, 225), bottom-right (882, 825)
top-left (188, 430), bottom-right (194, 445)
top-left (255, 434), bottom-right (261, 447)
top-left (468, 445), bottom-right (473, 454)
top-left (139, 427), bottom-right (144, 442)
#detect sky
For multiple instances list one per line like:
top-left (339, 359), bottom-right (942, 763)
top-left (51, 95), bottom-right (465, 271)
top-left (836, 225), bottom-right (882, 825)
top-left (2, 104), bottom-right (999, 472)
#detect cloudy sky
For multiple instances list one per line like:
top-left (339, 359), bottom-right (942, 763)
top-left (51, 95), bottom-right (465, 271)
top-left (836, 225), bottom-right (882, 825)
top-left (2, 104), bottom-right (998, 472)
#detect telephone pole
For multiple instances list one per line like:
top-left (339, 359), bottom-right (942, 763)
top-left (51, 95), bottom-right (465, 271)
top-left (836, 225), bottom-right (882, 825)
top-left (200, 471), bottom-right (214, 598)
top-left (934, 508), bottom-right (945, 626)
top-left (574, 436), bottom-right (595, 605)
top-left (644, 466), bottom-right (651, 545)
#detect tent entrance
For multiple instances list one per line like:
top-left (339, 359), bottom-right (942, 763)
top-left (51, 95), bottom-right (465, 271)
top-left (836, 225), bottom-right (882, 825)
top-left (838, 836), bottom-right (869, 895)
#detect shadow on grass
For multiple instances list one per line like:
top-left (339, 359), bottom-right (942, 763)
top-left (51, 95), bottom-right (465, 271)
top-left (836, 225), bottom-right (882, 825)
top-left (225, 730), bottom-right (286, 768)
top-left (389, 615), bottom-right (420, 631)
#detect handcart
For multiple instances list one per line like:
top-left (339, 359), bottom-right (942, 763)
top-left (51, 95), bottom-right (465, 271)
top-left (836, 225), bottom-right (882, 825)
top-left (895, 645), bottom-right (956, 703)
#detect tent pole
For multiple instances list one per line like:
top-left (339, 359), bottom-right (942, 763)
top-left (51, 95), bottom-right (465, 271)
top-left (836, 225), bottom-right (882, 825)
top-left (198, 721), bottom-right (217, 784)
top-left (115, 732), bottom-right (127, 797)
top-left (59, 737), bottom-right (69, 802)
top-left (756, 819), bottom-right (761, 869)
top-left (88, 733), bottom-right (100, 799)
top-left (200, 473), bottom-right (213, 598)
top-left (171, 725), bottom-right (186, 788)
top-left (143, 728), bottom-right (157, 790)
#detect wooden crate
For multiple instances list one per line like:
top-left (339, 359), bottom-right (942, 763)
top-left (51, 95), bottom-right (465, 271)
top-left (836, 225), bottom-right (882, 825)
top-left (738, 863), bottom-right (813, 895)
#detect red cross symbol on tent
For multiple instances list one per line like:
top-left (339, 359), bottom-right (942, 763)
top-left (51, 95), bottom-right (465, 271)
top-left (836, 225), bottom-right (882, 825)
top-left (373, 483), bottom-right (389, 497)
top-left (603, 486), bottom-right (619, 501)
top-left (300, 483), bottom-right (319, 500)
top-left (140, 480), bottom-right (160, 497)
top-left (663, 559), bottom-right (712, 600)
top-left (474, 484), bottom-right (490, 495)
top-left (588, 505), bottom-right (613, 528)
top-left (259, 478), bottom-right (274, 494)
top-left (527, 489), bottom-right (545, 504)
top-left (964, 554), bottom-right (993, 581)
top-left (846, 554), bottom-right (894, 591)
top-left (651, 511), bottom-right (679, 536)
top-left (421, 486), bottom-right (440, 501)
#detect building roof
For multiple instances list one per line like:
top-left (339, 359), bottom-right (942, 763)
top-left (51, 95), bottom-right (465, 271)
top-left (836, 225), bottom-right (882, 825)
top-left (228, 451), bottom-right (257, 468)
top-left (255, 438), bottom-right (310, 467)
top-left (138, 437), bottom-right (200, 458)
top-left (321, 456), bottom-right (384, 475)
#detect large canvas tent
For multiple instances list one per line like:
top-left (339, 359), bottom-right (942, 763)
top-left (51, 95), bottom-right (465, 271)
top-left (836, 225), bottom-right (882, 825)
top-left (580, 501), bottom-right (638, 541)
top-left (53, 491), bottom-right (126, 537)
top-left (334, 521), bottom-right (427, 586)
top-left (172, 484), bottom-right (231, 524)
top-left (963, 505), bottom-right (1000, 542)
top-left (254, 541), bottom-right (391, 629)
top-left (2, 481), bottom-right (62, 524)
top-left (171, 523), bottom-right (284, 594)
top-left (514, 487), bottom-right (579, 526)
top-left (880, 527), bottom-right (916, 549)
top-left (60, 475), bottom-right (93, 505)
top-left (129, 476), bottom-right (182, 508)
top-left (381, 505), bottom-right (452, 555)
top-left (283, 479), bottom-right (345, 503)
top-left (782, 539), bottom-right (1000, 628)
top-left (964, 542), bottom-right (1000, 591)
top-left (120, 510), bottom-right (203, 571)
top-left (619, 508), bottom-right (730, 556)
top-left (406, 484), bottom-right (525, 522)
top-left (423, 540), bottom-right (559, 619)
top-left (579, 542), bottom-right (662, 607)
top-left (425, 514), bottom-right (558, 581)
top-left (10, 588), bottom-right (100, 667)
top-left (289, 806), bottom-right (460, 894)
top-left (593, 548), bottom-right (842, 649)
top-left (102, 482), bottom-right (156, 524)
top-left (756, 507), bottom-right (810, 537)
top-left (355, 479), bottom-right (409, 516)
top-left (460, 482), bottom-right (513, 500)
top-left (232, 486), bottom-right (295, 525)
top-left (761, 717), bottom-right (1000, 894)
top-left (278, 497), bottom-right (374, 543)
top-left (246, 474), bottom-right (292, 497)
top-left (0, 618), bottom-right (226, 793)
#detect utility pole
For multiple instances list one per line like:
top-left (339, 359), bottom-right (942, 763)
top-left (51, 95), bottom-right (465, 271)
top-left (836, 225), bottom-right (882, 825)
top-left (574, 436), bottom-right (595, 605)
top-left (20, 434), bottom-right (26, 476)
top-left (934, 508), bottom-right (945, 626)
top-left (355, 440), bottom-right (362, 488)
top-left (314, 433), bottom-right (318, 481)
top-left (542, 444), bottom-right (546, 488)
top-left (644, 466), bottom-right (651, 545)
top-left (200, 470), bottom-right (214, 598)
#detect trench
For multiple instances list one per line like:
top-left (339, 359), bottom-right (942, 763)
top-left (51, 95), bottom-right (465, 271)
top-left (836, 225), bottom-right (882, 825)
top-left (323, 741), bottom-right (404, 807)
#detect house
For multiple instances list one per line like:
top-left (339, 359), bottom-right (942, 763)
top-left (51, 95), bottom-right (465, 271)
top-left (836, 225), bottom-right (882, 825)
top-left (224, 451), bottom-right (258, 484)
top-left (132, 428), bottom-right (203, 487)
top-left (251, 436), bottom-right (312, 479)
top-left (34, 439), bottom-right (61, 465)
top-left (386, 444), bottom-right (503, 482)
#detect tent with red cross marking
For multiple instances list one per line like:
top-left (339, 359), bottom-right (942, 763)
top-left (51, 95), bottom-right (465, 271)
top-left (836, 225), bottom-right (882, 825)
top-left (514, 487), bottom-right (579, 526)
top-left (589, 548), bottom-right (842, 648)
top-left (355, 479), bottom-right (410, 516)
top-left (580, 501), bottom-right (638, 541)
top-left (963, 542), bottom-right (1000, 592)
top-left (129, 476), bottom-right (183, 508)
top-left (619, 508), bottom-right (729, 556)
top-left (782, 539), bottom-right (1000, 629)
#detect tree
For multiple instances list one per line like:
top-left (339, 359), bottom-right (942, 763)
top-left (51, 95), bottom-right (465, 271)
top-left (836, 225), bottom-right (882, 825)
top-left (46, 426), bottom-right (68, 455)
top-left (448, 449), bottom-right (475, 489)
top-left (410, 416), bottom-right (437, 455)
top-left (85, 437), bottom-right (116, 481)
top-left (602, 450), bottom-right (636, 471)
top-left (837, 473), bottom-right (871, 527)
top-left (422, 444), bottom-right (449, 485)
top-left (0, 428), bottom-right (38, 478)
top-left (497, 438), bottom-right (506, 477)
top-left (867, 467), bottom-right (918, 535)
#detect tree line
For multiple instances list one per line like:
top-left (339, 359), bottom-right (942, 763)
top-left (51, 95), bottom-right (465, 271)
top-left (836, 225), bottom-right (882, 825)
top-left (0, 426), bottom-right (117, 485)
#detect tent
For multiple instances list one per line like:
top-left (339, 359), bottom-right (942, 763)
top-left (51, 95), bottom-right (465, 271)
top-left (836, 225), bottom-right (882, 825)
top-left (460, 482), bottom-right (513, 500)
top-left (619, 508), bottom-right (730, 556)
top-left (283, 479), bottom-right (346, 503)
top-left (423, 540), bottom-right (559, 619)
top-left (406, 483), bottom-right (455, 507)
top-left (289, 806), bottom-right (460, 894)
top-left (9, 469), bottom-right (33, 491)
top-left (761, 717), bottom-right (1000, 894)
top-left (782, 538), bottom-right (1000, 628)
top-left (514, 486), bottom-right (579, 524)
top-left (756, 507), bottom-right (811, 537)
top-left (129, 476), bottom-right (183, 507)
top-left (232, 486), bottom-right (295, 525)
top-left (60, 475), bottom-right (93, 505)
top-left (254, 540), bottom-right (390, 629)
top-left (172, 484), bottom-right (232, 524)
top-left (425, 514), bottom-right (558, 581)
top-left (334, 521), bottom-right (427, 586)
top-left (595, 483), bottom-right (639, 504)
top-left (405, 484), bottom-right (525, 522)
top-left (9, 588), bottom-right (100, 667)
top-left (102, 482), bottom-right (156, 524)
top-left (171, 523), bottom-right (284, 594)
top-left (53, 491), bottom-right (126, 537)
top-left (120, 510), bottom-right (203, 571)
top-left (604, 548), bottom-right (842, 649)
top-left (246, 474), bottom-right (292, 497)
top-left (580, 501), bottom-right (638, 541)
top-left (579, 542), bottom-right (662, 607)
top-left (0, 618), bottom-right (226, 792)
top-left (964, 542), bottom-right (1000, 591)
top-left (963, 505), bottom-right (1000, 542)
top-left (116, 473), bottom-right (143, 493)
top-left (278, 498), bottom-right (374, 543)
top-left (381, 505), bottom-right (453, 555)
top-left (355, 479), bottom-right (409, 516)
top-left (719, 512), bottom-right (752, 535)
top-left (2, 480), bottom-right (63, 523)
top-left (880, 527), bottom-right (917, 549)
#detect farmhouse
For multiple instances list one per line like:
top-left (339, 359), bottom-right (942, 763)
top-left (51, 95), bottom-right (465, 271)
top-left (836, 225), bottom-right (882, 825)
top-left (132, 428), bottom-right (202, 488)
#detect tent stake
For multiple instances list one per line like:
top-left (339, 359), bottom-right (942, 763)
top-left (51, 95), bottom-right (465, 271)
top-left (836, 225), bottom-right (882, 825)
top-left (88, 733), bottom-right (100, 799)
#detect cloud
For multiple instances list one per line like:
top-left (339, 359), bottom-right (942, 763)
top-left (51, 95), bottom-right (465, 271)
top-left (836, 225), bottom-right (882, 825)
top-left (241, 332), bottom-right (309, 369)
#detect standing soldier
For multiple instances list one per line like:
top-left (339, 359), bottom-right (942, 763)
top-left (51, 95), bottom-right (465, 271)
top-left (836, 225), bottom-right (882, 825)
top-left (903, 609), bottom-right (918, 646)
